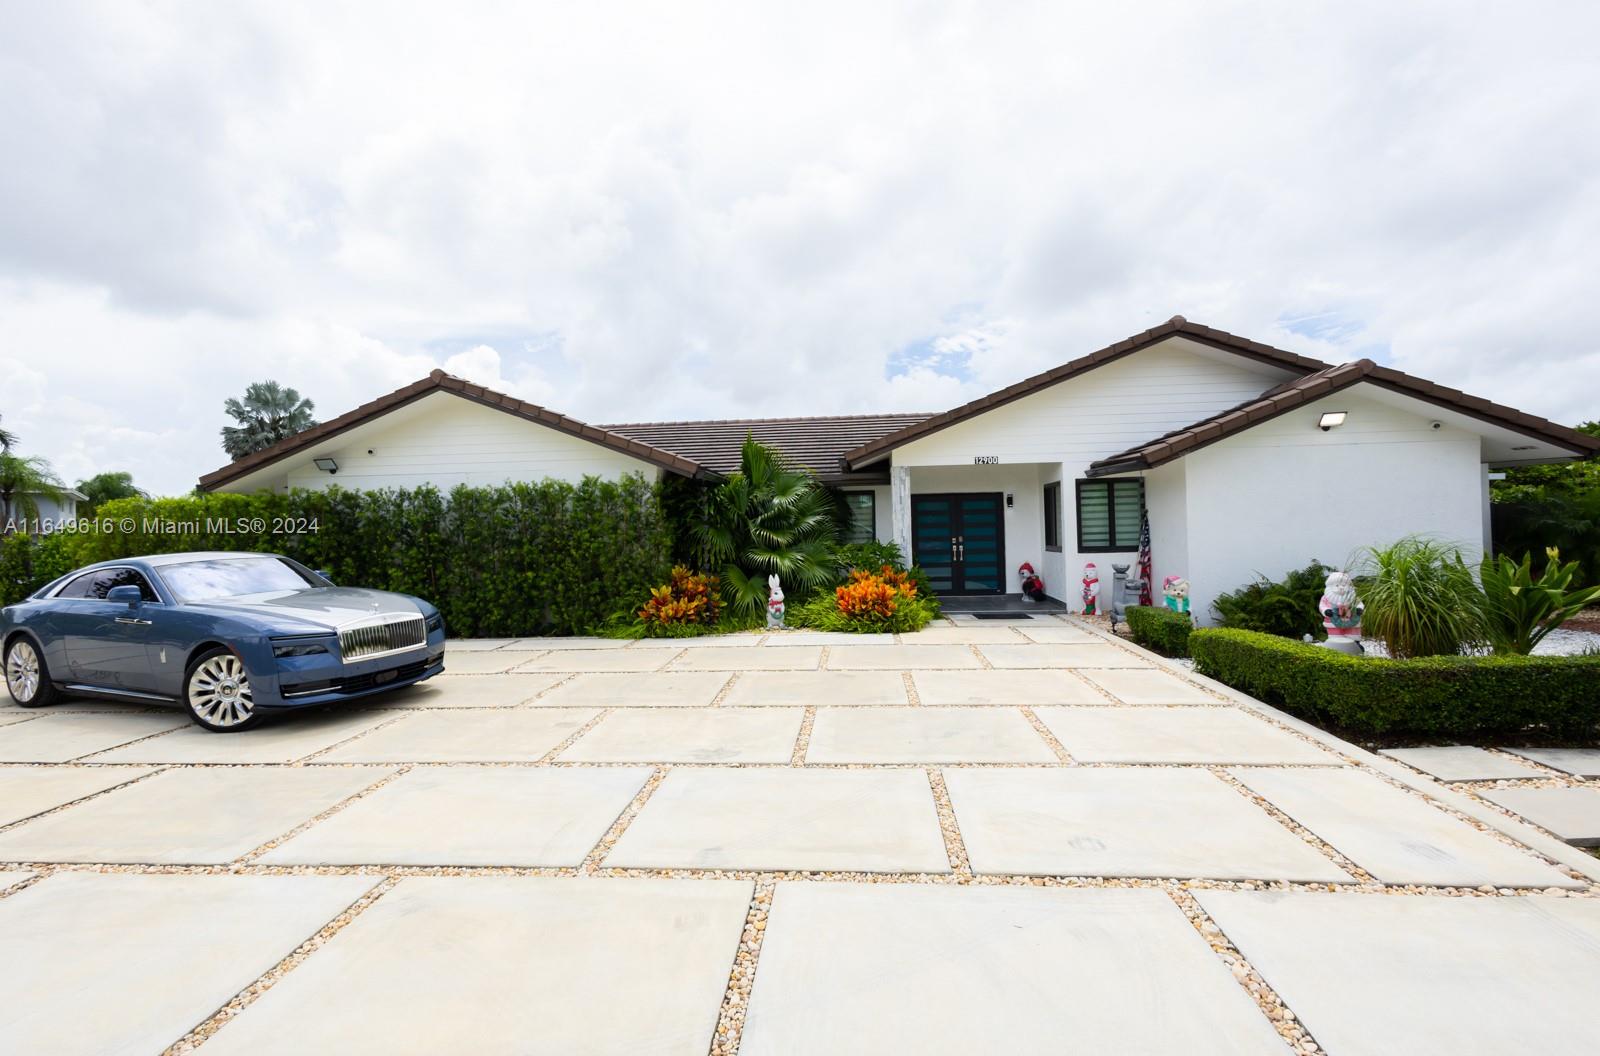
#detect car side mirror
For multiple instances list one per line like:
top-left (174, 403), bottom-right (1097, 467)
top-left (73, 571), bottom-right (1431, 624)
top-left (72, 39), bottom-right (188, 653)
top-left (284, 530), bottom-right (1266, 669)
top-left (106, 585), bottom-right (143, 607)
top-left (315, 570), bottom-right (334, 585)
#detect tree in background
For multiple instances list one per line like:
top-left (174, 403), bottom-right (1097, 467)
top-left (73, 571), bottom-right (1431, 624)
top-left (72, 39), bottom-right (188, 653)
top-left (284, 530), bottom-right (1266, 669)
top-left (221, 381), bottom-right (317, 460)
top-left (76, 471), bottom-right (147, 518)
top-left (0, 451), bottom-right (65, 532)
top-left (1491, 420), bottom-right (1600, 587)
top-left (0, 413), bottom-right (17, 453)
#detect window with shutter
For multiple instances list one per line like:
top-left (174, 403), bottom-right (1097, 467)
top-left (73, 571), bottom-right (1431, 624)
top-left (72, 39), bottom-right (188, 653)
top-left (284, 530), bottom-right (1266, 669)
top-left (1074, 479), bottom-right (1144, 552)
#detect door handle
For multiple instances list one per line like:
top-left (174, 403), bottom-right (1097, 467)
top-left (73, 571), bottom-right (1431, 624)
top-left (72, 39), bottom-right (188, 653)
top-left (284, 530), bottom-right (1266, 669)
top-left (950, 536), bottom-right (958, 562)
top-left (957, 535), bottom-right (965, 560)
top-left (114, 617), bottom-right (153, 626)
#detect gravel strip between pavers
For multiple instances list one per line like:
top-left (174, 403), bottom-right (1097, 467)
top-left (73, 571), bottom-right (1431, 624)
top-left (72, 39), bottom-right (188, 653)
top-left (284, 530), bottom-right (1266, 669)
top-left (790, 707), bottom-right (816, 765)
top-left (926, 768), bottom-right (973, 878)
top-left (1208, 766), bottom-right (1377, 884)
top-left (581, 765), bottom-right (669, 873)
top-left (1019, 706), bottom-right (1075, 763)
top-left (708, 879), bottom-right (775, 1056)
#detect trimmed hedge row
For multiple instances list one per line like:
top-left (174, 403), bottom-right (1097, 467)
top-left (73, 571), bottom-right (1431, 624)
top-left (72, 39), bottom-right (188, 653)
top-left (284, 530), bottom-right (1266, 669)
top-left (1189, 628), bottom-right (1600, 738)
top-left (1125, 605), bottom-right (1193, 656)
top-left (0, 478), bottom-right (671, 638)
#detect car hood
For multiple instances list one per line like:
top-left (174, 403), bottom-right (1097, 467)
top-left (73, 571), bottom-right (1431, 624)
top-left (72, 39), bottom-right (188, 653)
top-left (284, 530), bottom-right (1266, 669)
top-left (186, 588), bottom-right (426, 634)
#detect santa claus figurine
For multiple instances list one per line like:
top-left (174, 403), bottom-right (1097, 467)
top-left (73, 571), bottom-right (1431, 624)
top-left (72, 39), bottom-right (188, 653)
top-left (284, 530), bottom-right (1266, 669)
top-left (1319, 570), bottom-right (1363, 654)
top-left (1081, 562), bottom-right (1100, 615)
top-left (1018, 562), bottom-right (1046, 602)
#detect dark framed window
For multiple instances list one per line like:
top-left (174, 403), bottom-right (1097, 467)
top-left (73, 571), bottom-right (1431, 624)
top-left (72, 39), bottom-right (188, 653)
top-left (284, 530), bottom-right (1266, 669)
top-left (1075, 478), bottom-right (1144, 552)
top-left (841, 491), bottom-right (876, 544)
top-left (1043, 481), bottom-right (1061, 552)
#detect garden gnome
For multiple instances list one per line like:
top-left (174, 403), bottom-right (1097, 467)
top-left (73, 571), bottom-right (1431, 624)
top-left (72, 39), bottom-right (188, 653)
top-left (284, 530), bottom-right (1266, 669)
top-left (766, 573), bottom-right (786, 628)
top-left (1081, 562), bottom-right (1100, 615)
top-left (1162, 575), bottom-right (1190, 614)
top-left (1319, 570), bottom-right (1364, 655)
top-left (1018, 562), bottom-right (1047, 602)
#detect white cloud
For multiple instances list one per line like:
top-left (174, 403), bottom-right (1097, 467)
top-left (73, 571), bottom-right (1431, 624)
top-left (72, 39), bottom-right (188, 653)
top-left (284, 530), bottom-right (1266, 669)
top-left (1, 0), bottom-right (1597, 495)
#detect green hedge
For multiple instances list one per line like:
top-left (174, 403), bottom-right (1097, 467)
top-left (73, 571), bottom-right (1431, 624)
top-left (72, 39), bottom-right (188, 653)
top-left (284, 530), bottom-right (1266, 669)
top-left (1125, 605), bottom-right (1193, 656)
top-left (1189, 628), bottom-right (1600, 738)
top-left (0, 478), bottom-right (671, 638)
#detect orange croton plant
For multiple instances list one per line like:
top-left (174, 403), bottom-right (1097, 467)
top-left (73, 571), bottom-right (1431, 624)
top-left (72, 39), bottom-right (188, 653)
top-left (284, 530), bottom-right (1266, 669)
top-left (639, 566), bottom-right (723, 626)
top-left (835, 565), bottom-right (918, 620)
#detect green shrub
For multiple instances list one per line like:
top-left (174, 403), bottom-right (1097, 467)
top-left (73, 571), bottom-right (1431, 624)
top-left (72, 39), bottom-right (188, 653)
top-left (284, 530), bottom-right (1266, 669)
top-left (1211, 561), bottom-right (1332, 639)
top-left (1190, 628), bottom-right (1600, 738)
top-left (0, 478), bottom-right (671, 638)
top-left (789, 567), bottom-right (938, 634)
top-left (1125, 605), bottom-right (1193, 656)
top-left (1479, 547), bottom-right (1600, 655)
top-left (1358, 536), bottom-right (1485, 658)
top-left (834, 540), bottom-right (904, 575)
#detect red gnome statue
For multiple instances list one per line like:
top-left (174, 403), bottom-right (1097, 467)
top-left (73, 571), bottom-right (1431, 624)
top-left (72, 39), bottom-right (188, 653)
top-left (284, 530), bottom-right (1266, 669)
top-left (1018, 562), bottom-right (1046, 602)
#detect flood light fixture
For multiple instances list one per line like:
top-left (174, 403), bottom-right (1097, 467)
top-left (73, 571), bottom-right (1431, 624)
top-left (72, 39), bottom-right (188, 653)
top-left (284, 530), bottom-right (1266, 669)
top-left (313, 457), bottom-right (339, 474)
top-left (1317, 411), bottom-right (1347, 432)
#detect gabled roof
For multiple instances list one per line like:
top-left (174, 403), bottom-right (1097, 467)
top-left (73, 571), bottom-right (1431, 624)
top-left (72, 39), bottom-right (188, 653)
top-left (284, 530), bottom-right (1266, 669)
top-left (1085, 359), bottom-right (1600, 476)
top-left (604, 413), bottom-right (933, 484)
top-left (197, 370), bottom-right (713, 491)
top-left (842, 316), bottom-right (1334, 469)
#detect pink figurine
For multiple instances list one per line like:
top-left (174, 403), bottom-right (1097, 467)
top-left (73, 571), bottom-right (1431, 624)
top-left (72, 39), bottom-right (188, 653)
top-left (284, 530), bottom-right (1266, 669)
top-left (1081, 563), bottom-right (1100, 615)
top-left (1319, 570), bottom-right (1364, 654)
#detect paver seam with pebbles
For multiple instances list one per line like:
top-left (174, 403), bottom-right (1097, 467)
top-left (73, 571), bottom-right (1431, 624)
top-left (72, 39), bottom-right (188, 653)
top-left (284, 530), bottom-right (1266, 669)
top-left (286, 712), bottom-right (415, 763)
top-left (900, 671), bottom-right (920, 705)
top-left (789, 707), bottom-right (816, 765)
top-left (0, 764), bottom-right (173, 836)
top-left (535, 708), bottom-right (616, 763)
top-left (581, 765), bottom-right (670, 873)
top-left (709, 672), bottom-right (740, 707)
top-left (1019, 706), bottom-right (1076, 763)
top-left (162, 875), bottom-right (396, 1055)
top-left (708, 879), bottom-right (775, 1056)
top-left (234, 767), bottom-right (412, 865)
top-left (926, 769), bottom-right (973, 878)
top-left (1209, 767), bottom-right (1378, 885)
top-left (969, 643), bottom-right (993, 669)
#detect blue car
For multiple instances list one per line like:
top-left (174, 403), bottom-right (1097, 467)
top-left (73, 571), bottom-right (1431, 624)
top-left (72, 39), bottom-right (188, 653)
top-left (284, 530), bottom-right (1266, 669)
top-left (1, 551), bottom-right (446, 731)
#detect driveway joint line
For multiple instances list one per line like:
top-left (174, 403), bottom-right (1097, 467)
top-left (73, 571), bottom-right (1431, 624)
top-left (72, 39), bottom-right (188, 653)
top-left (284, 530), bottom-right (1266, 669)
top-left (233, 765), bottom-right (412, 865)
top-left (708, 878), bottom-right (775, 1056)
top-left (580, 764), bottom-right (670, 873)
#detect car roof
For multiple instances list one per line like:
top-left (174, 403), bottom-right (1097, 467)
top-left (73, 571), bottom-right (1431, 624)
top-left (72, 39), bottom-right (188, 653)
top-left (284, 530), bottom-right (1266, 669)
top-left (137, 551), bottom-right (289, 567)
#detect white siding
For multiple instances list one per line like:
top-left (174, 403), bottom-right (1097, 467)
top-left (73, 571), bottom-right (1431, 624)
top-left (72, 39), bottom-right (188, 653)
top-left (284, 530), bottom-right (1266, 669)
top-left (278, 392), bottom-right (663, 492)
top-left (1143, 460), bottom-right (1189, 607)
top-left (1180, 388), bottom-right (1484, 624)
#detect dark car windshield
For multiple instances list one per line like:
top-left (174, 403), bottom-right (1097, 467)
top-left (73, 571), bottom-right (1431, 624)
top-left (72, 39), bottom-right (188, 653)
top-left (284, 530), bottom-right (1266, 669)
top-left (158, 558), bottom-right (320, 603)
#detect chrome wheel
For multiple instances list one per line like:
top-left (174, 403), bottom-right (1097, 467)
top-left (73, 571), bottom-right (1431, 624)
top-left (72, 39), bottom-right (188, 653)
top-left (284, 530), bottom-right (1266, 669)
top-left (5, 641), bottom-right (40, 703)
top-left (188, 652), bottom-right (255, 728)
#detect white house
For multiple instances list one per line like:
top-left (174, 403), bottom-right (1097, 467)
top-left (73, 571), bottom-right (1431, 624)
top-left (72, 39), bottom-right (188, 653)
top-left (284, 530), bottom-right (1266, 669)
top-left (199, 317), bottom-right (1598, 622)
top-left (4, 488), bottom-right (87, 532)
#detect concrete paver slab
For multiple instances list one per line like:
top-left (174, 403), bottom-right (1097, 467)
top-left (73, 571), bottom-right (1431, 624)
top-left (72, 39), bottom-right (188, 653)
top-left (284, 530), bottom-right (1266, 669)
top-left (559, 708), bottom-right (804, 763)
top-left (1379, 746), bottom-right (1546, 782)
top-left (1014, 625), bottom-right (1102, 644)
top-left (0, 870), bottom-right (34, 891)
top-left (0, 872), bottom-right (374, 1056)
top-left (201, 877), bottom-right (752, 1056)
top-left (668, 646), bottom-right (821, 671)
top-left (763, 631), bottom-right (895, 646)
top-left (1079, 667), bottom-right (1217, 705)
top-left (910, 669), bottom-right (1103, 706)
top-left (1232, 767), bottom-right (1577, 888)
top-left (371, 673), bottom-right (567, 708)
top-left (1035, 707), bottom-right (1339, 765)
top-left (314, 709), bottom-right (599, 762)
top-left (0, 712), bottom-right (188, 762)
top-left (1504, 748), bottom-right (1600, 777)
top-left (438, 650), bottom-right (532, 673)
top-left (633, 634), bottom-right (766, 648)
top-left (0, 766), bottom-right (389, 864)
top-left (945, 767), bottom-right (1350, 882)
top-left (721, 671), bottom-right (908, 707)
top-left (87, 709), bottom-right (396, 763)
top-left (0, 765), bottom-right (156, 827)
top-left (741, 884), bottom-right (1287, 1056)
top-left (534, 672), bottom-right (730, 708)
top-left (440, 638), bottom-right (517, 651)
top-left (978, 643), bottom-right (1153, 669)
top-left (501, 636), bottom-right (632, 650)
top-left (607, 768), bottom-right (951, 873)
top-left (1197, 891), bottom-right (1600, 1056)
top-left (1481, 786), bottom-right (1600, 847)
top-left (826, 645), bottom-right (982, 670)
top-left (900, 626), bottom-right (1028, 644)
top-left (260, 766), bottom-right (653, 865)
top-left (805, 707), bottom-right (1056, 764)
top-left (513, 649), bottom-right (671, 673)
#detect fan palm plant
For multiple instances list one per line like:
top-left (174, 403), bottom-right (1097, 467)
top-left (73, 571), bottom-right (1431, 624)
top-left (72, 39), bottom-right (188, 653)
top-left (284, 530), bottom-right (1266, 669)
top-left (690, 437), bottom-right (840, 618)
top-left (221, 381), bottom-right (317, 459)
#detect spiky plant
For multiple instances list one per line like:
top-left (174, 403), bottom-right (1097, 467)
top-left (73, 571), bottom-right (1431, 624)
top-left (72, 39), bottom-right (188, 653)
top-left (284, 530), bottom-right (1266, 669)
top-left (1358, 536), bottom-right (1486, 658)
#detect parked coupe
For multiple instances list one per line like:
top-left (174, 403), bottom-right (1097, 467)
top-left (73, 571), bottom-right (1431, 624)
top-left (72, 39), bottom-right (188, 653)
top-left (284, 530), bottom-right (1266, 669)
top-left (1, 552), bottom-right (446, 731)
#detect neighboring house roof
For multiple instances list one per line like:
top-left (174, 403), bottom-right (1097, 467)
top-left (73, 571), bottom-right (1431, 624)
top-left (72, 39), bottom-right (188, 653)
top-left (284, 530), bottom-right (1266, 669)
top-left (197, 370), bottom-right (714, 491)
top-left (1085, 359), bottom-right (1600, 476)
top-left (20, 489), bottom-right (87, 501)
top-left (842, 316), bottom-right (1334, 469)
top-left (603, 413), bottom-right (934, 484)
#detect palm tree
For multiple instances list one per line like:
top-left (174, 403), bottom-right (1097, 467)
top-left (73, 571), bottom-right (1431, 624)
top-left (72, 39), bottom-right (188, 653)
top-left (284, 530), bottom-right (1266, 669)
top-left (221, 381), bottom-right (318, 460)
top-left (0, 452), bottom-right (65, 533)
top-left (75, 471), bottom-right (147, 518)
top-left (0, 413), bottom-right (17, 453)
top-left (690, 436), bottom-right (840, 618)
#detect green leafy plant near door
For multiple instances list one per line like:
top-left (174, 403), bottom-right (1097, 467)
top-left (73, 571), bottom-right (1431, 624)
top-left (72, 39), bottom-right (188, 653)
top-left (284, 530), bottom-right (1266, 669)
top-left (1478, 547), bottom-right (1600, 655)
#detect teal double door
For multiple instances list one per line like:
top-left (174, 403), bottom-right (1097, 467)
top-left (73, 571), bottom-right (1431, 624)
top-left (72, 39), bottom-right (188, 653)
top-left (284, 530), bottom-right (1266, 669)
top-left (910, 493), bottom-right (1006, 594)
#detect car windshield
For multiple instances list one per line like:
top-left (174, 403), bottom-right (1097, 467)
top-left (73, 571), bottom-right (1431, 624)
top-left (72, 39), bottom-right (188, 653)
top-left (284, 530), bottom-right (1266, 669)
top-left (158, 558), bottom-right (320, 602)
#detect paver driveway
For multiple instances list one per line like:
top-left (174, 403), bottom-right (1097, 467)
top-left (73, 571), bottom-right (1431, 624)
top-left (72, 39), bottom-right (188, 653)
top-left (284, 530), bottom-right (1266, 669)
top-left (1, 616), bottom-right (1596, 1056)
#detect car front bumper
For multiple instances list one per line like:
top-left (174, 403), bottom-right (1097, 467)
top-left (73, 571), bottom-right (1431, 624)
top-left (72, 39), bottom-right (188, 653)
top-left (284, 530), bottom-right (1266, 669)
top-left (250, 626), bottom-right (448, 710)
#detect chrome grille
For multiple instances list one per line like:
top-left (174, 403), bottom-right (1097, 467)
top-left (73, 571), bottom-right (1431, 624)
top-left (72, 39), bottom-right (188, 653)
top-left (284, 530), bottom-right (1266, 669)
top-left (339, 614), bottom-right (427, 661)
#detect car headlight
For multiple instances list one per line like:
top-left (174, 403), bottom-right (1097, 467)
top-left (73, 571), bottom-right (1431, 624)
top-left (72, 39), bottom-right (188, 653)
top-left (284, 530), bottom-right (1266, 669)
top-left (425, 613), bottom-right (443, 633)
top-left (273, 641), bottom-right (331, 658)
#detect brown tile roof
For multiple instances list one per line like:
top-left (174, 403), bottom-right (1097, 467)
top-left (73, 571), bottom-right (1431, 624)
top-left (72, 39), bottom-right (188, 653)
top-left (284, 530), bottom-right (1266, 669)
top-left (197, 370), bottom-right (713, 491)
top-left (604, 413), bottom-right (934, 484)
top-left (841, 316), bottom-right (1335, 469)
top-left (1085, 359), bottom-right (1600, 476)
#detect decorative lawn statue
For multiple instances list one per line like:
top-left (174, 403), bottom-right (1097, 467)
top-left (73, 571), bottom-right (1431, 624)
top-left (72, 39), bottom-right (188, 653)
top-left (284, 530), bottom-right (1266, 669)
top-left (1081, 562), bottom-right (1100, 615)
top-left (1110, 563), bottom-right (1145, 622)
top-left (1018, 562), bottom-right (1047, 602)
top-left (1319, 570), bottom-right (1364, 655)
top-left (1162, 575), bottom-right (1190, 614)
top-left (766, 573), bottom-right (786, 629)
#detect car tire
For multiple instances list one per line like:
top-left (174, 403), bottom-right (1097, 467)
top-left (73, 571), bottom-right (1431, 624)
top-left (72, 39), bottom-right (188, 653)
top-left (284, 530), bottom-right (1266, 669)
top-left (4, 636), bottom-right (58, 708)
top-left (184, 647), bottom-right (262, 732)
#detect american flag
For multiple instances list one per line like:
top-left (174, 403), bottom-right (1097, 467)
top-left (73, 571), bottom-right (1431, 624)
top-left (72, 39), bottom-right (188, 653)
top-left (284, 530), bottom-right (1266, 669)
top-left (1137, 510), bottom-right (1153, 606)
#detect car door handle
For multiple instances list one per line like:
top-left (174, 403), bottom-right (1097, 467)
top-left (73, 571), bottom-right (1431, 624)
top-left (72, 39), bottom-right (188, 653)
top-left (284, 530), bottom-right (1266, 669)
top-left (114, 617), bottom-right (153, 626)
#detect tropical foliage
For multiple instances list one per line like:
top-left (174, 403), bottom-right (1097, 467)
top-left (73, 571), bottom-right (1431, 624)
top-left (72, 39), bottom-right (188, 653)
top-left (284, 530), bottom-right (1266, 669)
top-left (1357, 536), bottom-right (1486, 659)
top-left (1210, 560), bottom-right (1332, 640)
top-left (688, 437), bottom-right (839, 618)
top-left (791, 565), bottom-right (937, 633)
top-left (0, 413), bottom-right (17, 453)
top-left (0, 451), bottom-right (65, 531)
top-left (1490, 419), bottom-right (1600, 588)
top-left (1479, 547), bottom-right (1600, 655)
top-left (75, 471), bottom-right (146, 518)
top-left (636, 566), bottom-right (723, 633)
top-left (221, 380), bottom-right (318, 460)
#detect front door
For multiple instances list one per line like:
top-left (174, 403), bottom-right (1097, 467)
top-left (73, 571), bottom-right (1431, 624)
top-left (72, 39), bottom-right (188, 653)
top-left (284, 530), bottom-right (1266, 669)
top-left (910, 493), bottom-right (1006, 594)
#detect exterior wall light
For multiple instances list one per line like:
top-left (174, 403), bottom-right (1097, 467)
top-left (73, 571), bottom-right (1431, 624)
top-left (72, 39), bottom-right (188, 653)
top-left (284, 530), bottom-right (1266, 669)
top-left (1317, 412), bottom-right (1347, 432)
top-left (313, 457), bottom-right (339, 474)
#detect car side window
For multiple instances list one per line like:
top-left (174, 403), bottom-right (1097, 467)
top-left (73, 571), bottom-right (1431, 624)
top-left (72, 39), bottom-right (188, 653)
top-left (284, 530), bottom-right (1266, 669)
top-left (56, 568), bottom-right (160, 602)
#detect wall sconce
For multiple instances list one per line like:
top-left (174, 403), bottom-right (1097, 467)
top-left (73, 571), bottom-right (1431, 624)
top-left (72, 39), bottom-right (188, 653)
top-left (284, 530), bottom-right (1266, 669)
top-left (1005, 493), bottom-right (1014, 509)
top-left (313, 457), bottom-right (339, 474)
top-left (1317, 411), bottom-right (1348, 432)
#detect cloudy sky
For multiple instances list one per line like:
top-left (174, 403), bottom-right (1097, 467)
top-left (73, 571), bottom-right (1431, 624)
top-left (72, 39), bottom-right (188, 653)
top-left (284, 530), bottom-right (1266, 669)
top-left (2, 1), bottom-right (1597, 496)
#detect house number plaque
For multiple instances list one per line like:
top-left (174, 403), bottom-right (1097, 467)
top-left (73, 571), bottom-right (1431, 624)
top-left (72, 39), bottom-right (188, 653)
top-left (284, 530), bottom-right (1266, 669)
top-left (973, 455), bottom-right (1000, 465)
